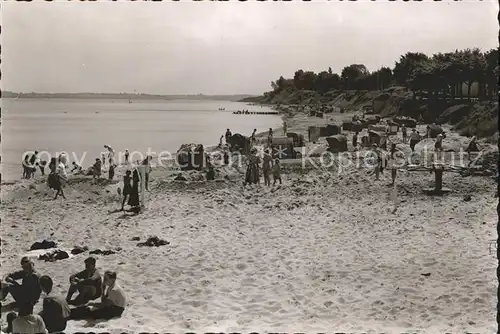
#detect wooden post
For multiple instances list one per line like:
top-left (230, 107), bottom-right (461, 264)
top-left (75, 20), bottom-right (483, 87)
top-left (435, 167), bottom-right (443, 193)
top-left (137, 165), bottom-right (146, 209)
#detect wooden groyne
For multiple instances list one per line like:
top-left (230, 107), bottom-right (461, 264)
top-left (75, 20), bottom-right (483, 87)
top-left (232, 111), bottom-right (280, 115)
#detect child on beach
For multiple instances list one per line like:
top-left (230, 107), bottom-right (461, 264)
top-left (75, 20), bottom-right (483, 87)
top-left (272, 158), bottom-right (282, 185)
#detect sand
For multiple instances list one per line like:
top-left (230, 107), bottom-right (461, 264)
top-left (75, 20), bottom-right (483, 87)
top-left (1, 112), bottom-right (497, 333)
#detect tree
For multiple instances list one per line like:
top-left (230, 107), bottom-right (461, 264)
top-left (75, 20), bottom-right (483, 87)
top-left (393, 52), bottom-right (429, 86)
top-left (483, 48), bottom-right (499, 99)
top-left (341, 64), bottom-right (369, 90)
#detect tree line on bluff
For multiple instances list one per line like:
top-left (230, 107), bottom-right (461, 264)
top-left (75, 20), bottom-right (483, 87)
top-left (267, 48), bottom-right (498, 101)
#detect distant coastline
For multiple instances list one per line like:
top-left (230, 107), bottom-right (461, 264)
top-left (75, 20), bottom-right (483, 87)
top-left (2, 91), bottom-right (256, 102)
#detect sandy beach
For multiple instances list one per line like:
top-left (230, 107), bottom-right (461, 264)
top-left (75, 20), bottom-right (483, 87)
top-left (1, 110), bottom-right (497, 333)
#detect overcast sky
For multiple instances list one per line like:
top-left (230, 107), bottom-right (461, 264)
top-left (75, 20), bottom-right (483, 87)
top-left (2, 1), bottom-right (498, 95)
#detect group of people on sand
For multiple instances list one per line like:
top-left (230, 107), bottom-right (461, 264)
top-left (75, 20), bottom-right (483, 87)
top-left (1, 256), bottom-right (126, 334)
top-left (21, 151), bottom-right (47, 179)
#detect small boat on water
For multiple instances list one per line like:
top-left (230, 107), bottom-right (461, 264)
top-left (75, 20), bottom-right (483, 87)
top-left (218, 108), bottom-right (225, 111)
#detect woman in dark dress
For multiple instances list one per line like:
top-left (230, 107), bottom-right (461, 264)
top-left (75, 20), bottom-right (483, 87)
top-left (121, 170), bottom-right (132, 211)
top-left (127, 169), bottom-right (140, 211)
top-left (47, 158), bottom-right (59, 190)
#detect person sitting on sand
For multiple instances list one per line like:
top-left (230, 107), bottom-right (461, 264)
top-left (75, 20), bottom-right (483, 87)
top-left (121, 170), bottom-right (132, 211)
top-left (4, 310), bottom-right (17, 333)
top-left (272, 158), bottom-right (282, 185)
top-left (39, 276), bottom-right (70, 333)
top-left (87, 271), bottom-right (126, 320)
top-left (71, 162), bottom-right (83, 174)
top-left (92, 158), bottom-right (102, 182)
top-left (54, 157), bottom-right (67, 200)
top-left (66, 257), bottom-right (102, 306)
top-left (262, 149), bottom-right (272, 187)
top-left (409, 129), bottom-right (420, 152)
top-left (11, 302), bottom-right (48, 334)
top-left (1, 257), bottom-right (41, 306)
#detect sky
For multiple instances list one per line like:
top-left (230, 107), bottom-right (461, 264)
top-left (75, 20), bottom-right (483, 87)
top-left (2, 1), bottom-right (498, 95)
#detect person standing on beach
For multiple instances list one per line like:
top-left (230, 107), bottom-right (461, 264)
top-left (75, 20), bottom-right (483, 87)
top-left (124, 149), bottom-right (130, 164)
top-left (372, 144), bottom-right (382, 181)
top-left (54, 157), bottom-right (67, 200)
top-left (39, 276), bottom-right (70, 334)
top-left (401, 125), bottom-right (407, 143)
top-left (267, 128), bottom-right (273, 147)
top-left (218, 135), bottom-right (224, 148)
top-left (128, 169), bottom-right (141, 212)
top-left (66, 257), bottom-right (102, 306)
top-left (272, 158), bottom-right (282, 185)
top-left (121, 170), bottom-right (132, 211)
top-left (409, 129), bottom-right (420, 152)
top-left (141, 156), bottom-right (152, 191)
top-left (389, 143), bottom-right (398, 186)
top-left (283, 121), bottom-right (287, 136)
top-left (225, 129), bottom-right (232, 145)
top-left (250, 129), bottom-right (257, 146)
top-left (22, 155), bottom-right (31, 179)
top-left (108, 164), bottom-right (116, 181)
top-left (104, 145), bottom-right (115, 165)
top-left (262, 149), bottom-right (272, 186)
top-left (352, 132), bottom-right (359, 151)
top-left (38, 160), bottom-right (47, 176)
top-left (101, 153), bottom-right (107, 169)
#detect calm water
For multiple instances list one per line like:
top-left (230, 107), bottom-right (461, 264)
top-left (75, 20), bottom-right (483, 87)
top-left (2, 98), bottom-right (281, 181)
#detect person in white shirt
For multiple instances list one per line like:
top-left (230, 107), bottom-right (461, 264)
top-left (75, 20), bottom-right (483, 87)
top-left (11, 302), bottom-right (48, 334)
top-left (54, 158), bottom-right (67, 200)
top-left (88, 271), bottom-right (126, 320)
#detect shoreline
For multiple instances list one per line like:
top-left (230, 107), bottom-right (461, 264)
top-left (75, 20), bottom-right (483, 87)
top-left (1, 110), bottom-right (497, 333)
